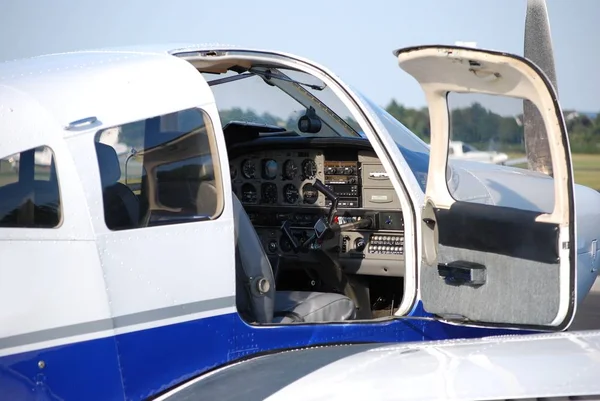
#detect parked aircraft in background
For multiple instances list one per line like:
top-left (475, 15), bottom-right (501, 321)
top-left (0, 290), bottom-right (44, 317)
top-left (448, 140), bottom-right (509, 164)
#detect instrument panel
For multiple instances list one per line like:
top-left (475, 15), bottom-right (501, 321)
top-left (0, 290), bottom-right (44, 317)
top-left (231, 149), bottom-right (328, 207)
top-left (230, 148), bottom-right (402, 210)
top-left (229, 144), bottom-right (406, 277)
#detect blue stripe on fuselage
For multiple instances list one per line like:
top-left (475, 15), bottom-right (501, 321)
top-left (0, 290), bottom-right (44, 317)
top-left (0, 303), bottom-right (529, 401)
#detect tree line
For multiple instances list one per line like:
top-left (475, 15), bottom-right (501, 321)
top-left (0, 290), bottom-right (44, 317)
top-left (384, 100), bottom-right (600, 154)
top-left (220, 101), bottom-right (600, 154)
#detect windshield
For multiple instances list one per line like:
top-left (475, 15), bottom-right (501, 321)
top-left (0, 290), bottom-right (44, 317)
top-left (204, 66), bottom-right (430, 191)
top-left (204, 68), bottom-right (360, 137)
top-left (355, 92), bottom-right (430, 191)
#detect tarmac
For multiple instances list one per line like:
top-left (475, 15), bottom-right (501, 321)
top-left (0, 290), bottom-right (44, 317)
top-left (570, 277), bottom-right (600, 331)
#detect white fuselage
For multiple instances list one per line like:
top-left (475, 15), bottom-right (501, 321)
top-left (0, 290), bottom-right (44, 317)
top-left (0, 44), bottom-right (599, 401)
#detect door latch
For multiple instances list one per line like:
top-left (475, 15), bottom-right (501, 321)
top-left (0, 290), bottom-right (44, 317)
top-left (438, 261), bottom-right (486, 287)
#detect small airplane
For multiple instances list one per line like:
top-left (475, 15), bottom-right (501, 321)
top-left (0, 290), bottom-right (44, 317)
top-left (1, 1), bottom-right (599, 400)
top-left (448, 140), bottom-right (510, 164)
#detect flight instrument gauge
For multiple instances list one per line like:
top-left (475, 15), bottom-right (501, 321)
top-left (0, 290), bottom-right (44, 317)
top-left (242, 159), bottom-right (256, 179)
top-left (261, 183), bottom-right (278, 204)
top-left (302, 183), bottom-right (318, 204)
top-left (283, 184), bottom-right (299, 204)
top-left (283, 159), bottom-right (298, 180)
top-left (302, 159), bottom-right (317, 179)
top-left (262, 159), bottom-right (278, 180)
top-left (241, 183), bottom-right (257, 203)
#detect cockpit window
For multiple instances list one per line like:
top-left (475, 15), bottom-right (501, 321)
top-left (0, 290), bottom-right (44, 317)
top-left (355, 93), bottom-right (430, 191)
top-left (205, 65), bottom-right (433, 191)
top-left (204, 68), bottom-right (360, 137)
top-left (94, 108), bottom-right (223, 231)
top-left (0, 146), bottom-right (61, 228)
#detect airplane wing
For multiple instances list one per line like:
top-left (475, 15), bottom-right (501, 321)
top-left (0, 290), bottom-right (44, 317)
top-left (157, 330), bottom-right (600, 401)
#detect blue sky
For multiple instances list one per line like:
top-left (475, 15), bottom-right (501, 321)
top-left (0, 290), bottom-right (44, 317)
top-left (1, 0), bottom-right (598, 112)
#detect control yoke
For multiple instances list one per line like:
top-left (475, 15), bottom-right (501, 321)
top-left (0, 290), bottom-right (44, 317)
top-left (281, 179), bottom-right (372, 253)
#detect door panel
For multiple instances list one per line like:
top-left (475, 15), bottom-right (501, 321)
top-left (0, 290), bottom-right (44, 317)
top-left (422, 202), bottom-right (561, 326)
top-left (395, 45), bottom-right (575, 330)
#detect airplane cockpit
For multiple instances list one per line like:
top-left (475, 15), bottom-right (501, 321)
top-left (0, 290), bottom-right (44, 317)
top-left (202, 63), bottom-right (423, 323)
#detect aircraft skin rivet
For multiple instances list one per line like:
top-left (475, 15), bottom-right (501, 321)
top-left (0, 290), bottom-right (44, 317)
top-left (38, 360), bottom-right (45, 369)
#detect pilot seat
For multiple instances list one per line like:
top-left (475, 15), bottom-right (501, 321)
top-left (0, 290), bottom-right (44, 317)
top-left (233, 194), bottom-right (356, 324)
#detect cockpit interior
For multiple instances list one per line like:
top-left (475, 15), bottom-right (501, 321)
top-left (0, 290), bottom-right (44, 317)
top-left (194, 58), bottom-right (413, 325)
top-left (229, 135), bottom-right (406, 322)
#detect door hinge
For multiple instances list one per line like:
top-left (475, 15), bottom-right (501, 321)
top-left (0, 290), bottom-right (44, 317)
top-left (591, 240), bottom-right (598, 273)
top-left (436, 313), bottom-right (470, 323)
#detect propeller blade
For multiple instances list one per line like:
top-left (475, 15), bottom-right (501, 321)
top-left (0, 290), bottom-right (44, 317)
top-left (523, 0), bottom-right (557, 176)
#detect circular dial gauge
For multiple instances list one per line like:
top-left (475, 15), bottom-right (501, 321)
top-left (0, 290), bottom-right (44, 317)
top-left (262, 159), bottom-right (278, 180)
top-left (302, 159), bottom-right (317, 179)
top-left (283, 184), bottom-right (299, 204)
top-left (283, 159), bottom-right (298, 180)
top-left (241, 183), bottom-right (257, 203)
top-left (242, 159), bottom-right (255, 179)
top-left (302, 183), bottom-right (318, 204)
top-left (230, 164), bottom-right (237, 179)
top-left (261, 183), bottom-right (278, 204)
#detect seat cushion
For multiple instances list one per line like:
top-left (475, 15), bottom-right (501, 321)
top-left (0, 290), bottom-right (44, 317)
top-left (273, 291), bottom-right (356, 323)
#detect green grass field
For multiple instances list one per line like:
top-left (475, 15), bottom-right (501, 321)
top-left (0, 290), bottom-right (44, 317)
top-left (507, 153), bottom-right (600, 191)
top-left (568, 154), bottom-right (600, 191)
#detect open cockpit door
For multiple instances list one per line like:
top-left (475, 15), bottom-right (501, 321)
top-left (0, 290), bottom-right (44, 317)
top-left (395, 46), bottom-right (576, 330)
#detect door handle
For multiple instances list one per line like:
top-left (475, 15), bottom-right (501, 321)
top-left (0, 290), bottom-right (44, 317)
top-left (438, 261), bottom-right (486, 287)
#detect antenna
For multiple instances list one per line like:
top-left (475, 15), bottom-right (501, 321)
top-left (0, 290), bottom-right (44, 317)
top-left (523, 0), bottom-right (557, 176)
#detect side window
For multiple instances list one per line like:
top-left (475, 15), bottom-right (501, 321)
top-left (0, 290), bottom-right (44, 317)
top-left (0, 146), bottom-right (61, 228)
top-left (447, 92), bottom-right (555, 213)
top-left (94, 108), bottom-right (223, 231)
